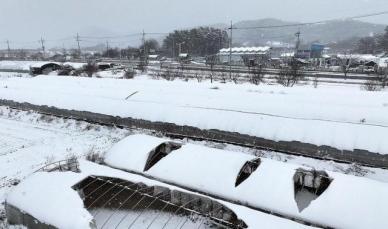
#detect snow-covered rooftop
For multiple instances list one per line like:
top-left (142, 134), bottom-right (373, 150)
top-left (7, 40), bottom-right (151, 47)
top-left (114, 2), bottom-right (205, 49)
top-left (7, 160), bottom-right (313, 229)
top-left (337, 54), bottom-right (379, 62)
top-left (219, 46), bottom-right (271, 55)
top-left (104, 134), bottom-right (388, 229)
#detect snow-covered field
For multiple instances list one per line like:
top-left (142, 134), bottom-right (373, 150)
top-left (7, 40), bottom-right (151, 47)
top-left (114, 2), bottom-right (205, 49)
top-left (1, 72), bottom-right (388, 228)
top-left (0, 61), bottom-right (39, 71)
top-left (0, 72), bottom-right (29, 79)
top-left (0, 106), bottom-right (129, 225)
top-left (0, 61), bottom-right (85, 72)
top-left (0, 105), bottom-right (388, 228)
top-left (0, 74), bottom-right (388, 155)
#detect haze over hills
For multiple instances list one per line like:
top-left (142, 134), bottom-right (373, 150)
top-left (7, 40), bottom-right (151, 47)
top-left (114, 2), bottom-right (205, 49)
top-left (44, 18), bottom-right (386, 51)
top-left (213, 18), bottom-right (386, 46)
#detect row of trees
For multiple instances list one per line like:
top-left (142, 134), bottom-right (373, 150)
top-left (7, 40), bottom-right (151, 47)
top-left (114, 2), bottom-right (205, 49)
top-left (162, 27), bottom-right (229, 57)
top-left (356, 26), bottom-right (388, 54)
top-left (99, 27), bottom-right (229, 59)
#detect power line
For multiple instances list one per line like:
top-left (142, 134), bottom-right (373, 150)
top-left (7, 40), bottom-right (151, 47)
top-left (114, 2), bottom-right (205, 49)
top-left (229, 21), bottom-right (233, 79)
top-left (233, 10), bottom-right (388, 30)
top-left (40, 37), bottom-right (45, 53)
top-left (79, 33), bottom-right (142, 40)
top-left (6, 40), bottom-right (11, 57)
top-left (75, 33), bottom-right (81, 54)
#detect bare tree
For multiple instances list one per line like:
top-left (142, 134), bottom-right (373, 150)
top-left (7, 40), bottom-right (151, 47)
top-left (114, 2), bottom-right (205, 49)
top-left (362, 79), bottom-right (381, 91)
top-left (337, 53), bottom-right (353, 80)
top-left (250, 64), bottom-right (265, 85)
top-left (357, 37), bottom-right (378, 54)
top-left (219, 71), bottom-right (227, 83)
top-left (124, 68), bottom-right (135, 79)
top-left (232, 74), bottom-right (240, 84)
top-left (206, 55), bottom-right (217, 83)
top-left (276, 58), bottom-right (304, 87)
top-left (378, 68), bottom-right (388, 88)
top-left (313, 76), bottom-right (319, 88)
top-left (84, 61), bottom-right (98, 77)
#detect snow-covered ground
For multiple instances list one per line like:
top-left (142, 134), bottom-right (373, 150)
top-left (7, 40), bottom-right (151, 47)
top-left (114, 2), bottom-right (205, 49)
top-left (0, 61), bottom-right (86, 72)
top-left (0, 107), bottom-right (302, 228)
top-left (0, 72), bottom-right (30, 79)
top-left (1, 106), bottom-right (388, 228)
top-left (1, 71), bottom-right (388, 228)
top-left (0, 61), bottom-right (40, 71)
top-left (0, 74), bottom-right (388, 154)
top-left (0, 106), bottom-right (129, 225)
top-left (95, 69), bottom-right (127, 78)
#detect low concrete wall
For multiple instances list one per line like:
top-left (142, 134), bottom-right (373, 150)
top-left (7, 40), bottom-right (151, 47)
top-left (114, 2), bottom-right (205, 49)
top-left (1, 99), bottom-right (387, 168)
top-left (0, 69), bottom-right (30, 73)
top-left (5, 203), bottom-right (57, 229)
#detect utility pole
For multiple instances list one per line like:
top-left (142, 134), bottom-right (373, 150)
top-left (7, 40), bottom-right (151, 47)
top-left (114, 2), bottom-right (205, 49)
top-left (75, 33), bottom-right (81, 56)
top-left (219, 30), bottom-right (223, 51)
top-left (40, 37), bottom-right (45, 53)
top-left (62, 43), bottom-right (66, 56)
top-left (6, 40), bottom-right (11, 58)
top-left (142, 30), bottom-right (147, 64)
top-left (106, 40), bottom-right (109, 57)
top-left (229, 21), bottom-right (233, 79)
top-left (140, 30), bottom-right (147, 72)
top-left (172, 37), bottom-right (175, 61)
top-left (295, 31), bottom-right (301, 58)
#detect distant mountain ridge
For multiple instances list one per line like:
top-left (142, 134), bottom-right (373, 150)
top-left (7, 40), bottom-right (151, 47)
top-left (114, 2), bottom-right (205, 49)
top-left (212, 18), bottom-right (386, 46)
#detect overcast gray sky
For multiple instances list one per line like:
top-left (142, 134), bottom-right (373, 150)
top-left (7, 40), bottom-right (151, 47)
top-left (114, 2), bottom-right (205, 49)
top-left (0, 0), bottom-right (387, 49)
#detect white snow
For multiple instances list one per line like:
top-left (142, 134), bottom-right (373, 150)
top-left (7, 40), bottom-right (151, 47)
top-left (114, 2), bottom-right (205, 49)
top-left (379, 57), bottom-right (388, 68)
top-left (219, 46), bottom-right (271, 54)
top-left (104, 134), bottom-right (388, 229)
top-left (2, 105), bottom-right (388, 228)
top-left (0, 61), bottom-right (58, 71)
top-left (0, 61), bottom-right (87, 71)
top-left (0, 61), bottom-right (38, 71)
top-left (0, 75), bottom-right (387, 154)
top-left (0, 106), bottom-right (129, 222)
top-left (63, 62), bottom-right (86, 70)
top-left (96, 69), bottom-right (126, 78)
top-left (104, 134), bottom-right (168, 172)
top-left (6, 172), bottom-right (94, 229)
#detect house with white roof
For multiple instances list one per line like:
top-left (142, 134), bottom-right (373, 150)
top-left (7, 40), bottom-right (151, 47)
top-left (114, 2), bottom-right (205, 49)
top-left (218, 46), bottom-right (271, 66)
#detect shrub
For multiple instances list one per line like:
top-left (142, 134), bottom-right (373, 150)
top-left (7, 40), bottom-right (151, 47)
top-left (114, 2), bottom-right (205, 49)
top-left (84, 61), bottom-right (98, 77)
top-left (276, 60), bottom-right (304, 87)
top-left (361, 80), bottom-right (381, 91)
top-left (124, 68), bottom-right (135, 79)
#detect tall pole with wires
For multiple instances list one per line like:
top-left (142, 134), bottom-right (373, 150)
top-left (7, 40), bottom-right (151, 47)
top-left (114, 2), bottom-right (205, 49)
top-left (229, 21), bottom-right (233, 79)
top-left (172, 37), bottom-right (175, 60)
top-left (40, 37), bottom-right (45, 53)
top-left (295, 31), bottom-right (301, 58)
top-left (6, 40), bottom-right (11, 58)
top-left (62, 43), bottom-right (66, 56)
top-left (140, 30), bottom-right (147, 71)
top-left (76, 33), bottom-right (81, 56)
top-left (106, 40), bottom-right (109, 57)
top-left (40, 37), bottom-right (45, 59)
